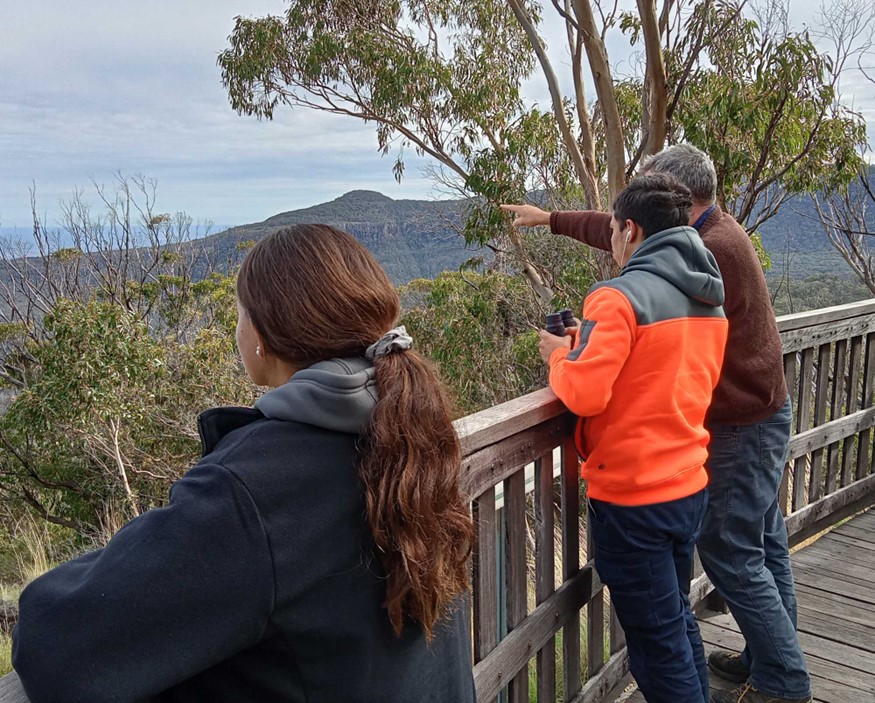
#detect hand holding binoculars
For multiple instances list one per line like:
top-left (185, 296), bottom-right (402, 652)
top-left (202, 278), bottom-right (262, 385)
top-left (545, 309), bottom-right (576, 336)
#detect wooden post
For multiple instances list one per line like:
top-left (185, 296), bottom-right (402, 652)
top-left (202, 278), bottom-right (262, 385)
top-left (504, 472), bottom-right (528, 703)
top-left (473, 487), bottom-right (499, 703)
top-left (855, 332), bottom-right (875, 480)
top-left (793, 347), bottom-right (815, 511)
top-left (841, 337), bottom-right (863, 487)
top-left (586, 507), bottom-right (605, 682)
top-left (808, 343), bottom-right (832, 503)
top-left (535, 452), bottom-right (557, 702)
top-left (561, 439), bottom-right (582, 701)
top-left (780, 352), bottom-right (797, 512)
top-left (826, 338), bottom-right (848, 495)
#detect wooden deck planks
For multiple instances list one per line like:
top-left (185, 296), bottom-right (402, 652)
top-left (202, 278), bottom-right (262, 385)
top-left (831, 523), bottom-right (875, 544)
top-left (822, 531), bottom-right (875, 553)
top-left (792, 562), bottom-right (874, 603)
top-left (613, 510), bottom-right (875, 703)
top-left (696, 617), bottom-right (868, 703)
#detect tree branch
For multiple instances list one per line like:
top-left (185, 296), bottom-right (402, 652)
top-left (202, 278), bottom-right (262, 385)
top-left (508, 0), bottom-right (598, 206)
top-left (571, 0), bottom-right (627, 199)
top-left (637, 0), bottom-right (668, 155)
top-left (19, 487), bottom-right (84, 533)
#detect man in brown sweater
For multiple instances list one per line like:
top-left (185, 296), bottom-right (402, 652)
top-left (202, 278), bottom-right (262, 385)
top-left (503, 144), bottom-right (812, 703)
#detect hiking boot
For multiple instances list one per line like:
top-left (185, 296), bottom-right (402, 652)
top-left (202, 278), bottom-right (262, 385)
top-left (710, 682), bottom-right (813, 703)
top-left (708, 650), bottom-right (750, 684)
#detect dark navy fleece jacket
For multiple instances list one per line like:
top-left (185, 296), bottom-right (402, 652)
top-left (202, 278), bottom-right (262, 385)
top-left (12, 357), bottom-right (475, 703)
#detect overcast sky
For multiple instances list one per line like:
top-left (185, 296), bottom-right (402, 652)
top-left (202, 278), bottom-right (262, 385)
top-left (0, 0), bottom-right (438, 232)
top-left (1, 0), bottom-right (872, 234)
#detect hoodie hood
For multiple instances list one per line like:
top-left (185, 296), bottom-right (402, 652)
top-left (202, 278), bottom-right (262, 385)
top-left (254, 356), bottom-right (378, 434)
top-left (623, 225), bottom-right (724, 307)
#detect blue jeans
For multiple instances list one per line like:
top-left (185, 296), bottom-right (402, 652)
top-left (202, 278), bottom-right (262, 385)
top-left (589, 490), bottom-right (709, 703)
top-left (698, 398), bottom-right (811, 699)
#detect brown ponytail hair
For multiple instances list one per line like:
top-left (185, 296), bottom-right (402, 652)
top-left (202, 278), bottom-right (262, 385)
top-left (237, 224), bottom-right (474, 639)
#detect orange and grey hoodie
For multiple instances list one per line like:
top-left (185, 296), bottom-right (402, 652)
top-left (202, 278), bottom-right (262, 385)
top-left (549, 225), bottom-right (728, 506)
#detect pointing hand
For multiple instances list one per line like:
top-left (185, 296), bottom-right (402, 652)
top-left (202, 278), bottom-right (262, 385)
top-left (500, 204), bottom-right (551, 228)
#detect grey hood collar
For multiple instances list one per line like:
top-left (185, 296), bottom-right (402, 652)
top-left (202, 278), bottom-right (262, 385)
top-left (254, 356), bottom-right (378, 434)
top-left (623, 225), bottom-right (724, 307)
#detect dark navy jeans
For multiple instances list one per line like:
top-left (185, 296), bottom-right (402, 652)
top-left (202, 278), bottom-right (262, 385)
top-left (698, 397), bottom-right (811, 699)
top-left (589, 489), bottom-right (709, 703)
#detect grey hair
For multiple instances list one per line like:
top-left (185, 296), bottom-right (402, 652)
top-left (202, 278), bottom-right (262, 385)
top-left (639, 144), bottom-right (717, 205)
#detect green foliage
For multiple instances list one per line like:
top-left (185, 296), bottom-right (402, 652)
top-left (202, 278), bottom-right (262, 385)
top-left (517, 228), bottom-right (601, 304)
top-left (400, 250), bottom-right (592, 414)
top-left (0, 276), bottom-right (255, 539)
top-left (750, 233), bottom-right (772, 271)
top-left (0, 180), bottom-right (264, 542)
top-left (0, 517), bottom-right (74, 587)
top-left (220, 0), bottom-right (534, 138)
top-left (50, 248), bottom-right (83, 263)
top-left (463, 108), bottom-right (584, 246)
top-left (671, 11), bottom-right (865, 223)
top-left (0, 323), bottom-right (27, 345)
top-left (0, 518), bottom-right (68, 676)
top-left (769, 272), bottom-right (871, 316)
top-left (14, 300), bottom-right (165, 433)
top-left (401, 270), bottom-right (544, 414)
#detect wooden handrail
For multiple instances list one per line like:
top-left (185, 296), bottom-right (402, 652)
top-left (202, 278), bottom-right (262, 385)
top-left (454, 387), bottom-right (566, 457)
top-left (775, 298), bottom-right (875, 332)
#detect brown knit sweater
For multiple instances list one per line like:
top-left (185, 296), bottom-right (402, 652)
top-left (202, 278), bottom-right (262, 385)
top-left (550, 207), bottom-right (787, 425)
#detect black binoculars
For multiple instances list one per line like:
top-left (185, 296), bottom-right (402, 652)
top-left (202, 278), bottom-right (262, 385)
top-left (546, 309), bottom-right (576, 336)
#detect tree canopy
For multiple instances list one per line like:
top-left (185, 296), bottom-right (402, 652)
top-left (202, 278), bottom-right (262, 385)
top-left (219, 0), bottom-right (868, 299)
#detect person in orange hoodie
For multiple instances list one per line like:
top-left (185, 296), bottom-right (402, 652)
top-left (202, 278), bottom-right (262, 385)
top-left (538, 173), bottom-right (728, 703)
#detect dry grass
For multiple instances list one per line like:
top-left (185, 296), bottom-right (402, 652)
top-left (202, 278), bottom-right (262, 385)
top-left (0, 631), bottom-right (11, 677)
top-left (12, 520), bottom-right (52, 587)
top-left (0, 582), bottom-right (21, 604)
top-left (0, 517), bottom-right (62, 680)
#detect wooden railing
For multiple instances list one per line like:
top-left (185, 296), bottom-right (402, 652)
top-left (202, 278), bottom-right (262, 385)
top-left (454, 298), bottom-right (875, 703)
top-left (3, 300), bottom-right (875, 703)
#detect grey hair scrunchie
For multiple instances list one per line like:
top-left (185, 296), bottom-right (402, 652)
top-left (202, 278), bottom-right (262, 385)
top-left (365, 326), bottom-right (413, 360)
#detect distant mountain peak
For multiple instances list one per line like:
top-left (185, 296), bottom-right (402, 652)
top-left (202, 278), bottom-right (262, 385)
top-left (334, 190), bottom-right (394, 202)
top-left (183, 192), bottom-right (472, 285)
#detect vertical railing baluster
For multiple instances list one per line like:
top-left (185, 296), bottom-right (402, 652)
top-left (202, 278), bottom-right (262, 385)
top-left (841, 337), bottom-right (863, 487)
top-left (808, 343), bottom-right (831, 503)
top-left (587, 520), bottom-right (605, 683)
top-left (561, 439), bottom-right (581, 701)
top-left (473, 486), bottom-right (499, 703)
top-left (793, 347), bottom-right (815, 511)
top-left (826, 338), bottom-right (848, 495)
top-left (855, 332), bottom-right (875, 481)
top-left (535, 451), bottom-right (557, 702)
top-left (504, 472), bottom-right (528, 703)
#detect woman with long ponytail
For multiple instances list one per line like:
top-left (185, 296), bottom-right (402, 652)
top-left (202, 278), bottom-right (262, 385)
top-left (13, 224), bottom-right (476, 703)
top-left (363, 341), bottom-right (473, 638)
